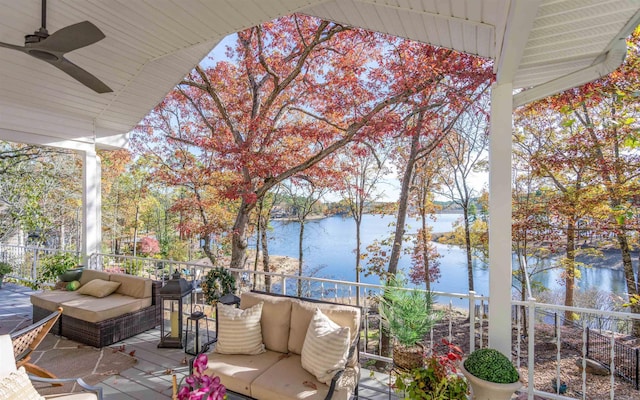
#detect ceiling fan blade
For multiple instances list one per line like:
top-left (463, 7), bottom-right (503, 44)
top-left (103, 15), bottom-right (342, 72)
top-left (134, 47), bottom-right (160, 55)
top-left (49, 56), bottom-right (112, 93)
top-left (0, 41), bottom-right (26, 52)
top-left (36, 21), bottom-right (105, 54)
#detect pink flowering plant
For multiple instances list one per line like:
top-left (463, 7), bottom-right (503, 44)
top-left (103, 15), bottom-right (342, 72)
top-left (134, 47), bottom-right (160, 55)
top-left (177, 353), bottom-right (226, 400)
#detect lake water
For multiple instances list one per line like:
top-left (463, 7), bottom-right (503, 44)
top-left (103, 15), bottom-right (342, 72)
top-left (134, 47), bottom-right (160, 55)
top-left (254, 214), bottom-right (630, 305)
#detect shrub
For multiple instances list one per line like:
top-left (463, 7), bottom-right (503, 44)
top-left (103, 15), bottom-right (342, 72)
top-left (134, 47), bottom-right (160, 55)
top-left (37, 252), bottom-right (79, 288)
top-left (0, 261), bottom-right (12, 275)
top-left (464, 348), bottom-right (519, 384)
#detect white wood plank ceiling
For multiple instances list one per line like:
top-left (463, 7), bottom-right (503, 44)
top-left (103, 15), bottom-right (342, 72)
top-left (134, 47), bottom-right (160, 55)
top-left (0, 0), bottom-right (639, 150)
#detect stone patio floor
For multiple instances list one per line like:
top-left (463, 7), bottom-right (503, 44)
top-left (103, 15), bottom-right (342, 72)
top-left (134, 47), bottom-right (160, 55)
top-left (0, 282), bottom-right (394, 400)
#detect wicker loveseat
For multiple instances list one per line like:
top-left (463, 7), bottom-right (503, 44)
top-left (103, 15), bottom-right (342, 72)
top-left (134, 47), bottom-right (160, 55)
top-left (30, 269), bottom-right (161, 347)
top-left (205, 291), bottom-right (361, 400)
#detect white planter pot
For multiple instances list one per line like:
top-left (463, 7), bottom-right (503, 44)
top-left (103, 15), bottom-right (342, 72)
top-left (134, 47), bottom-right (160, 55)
top-left (460, 360), bottom-right (522, 400)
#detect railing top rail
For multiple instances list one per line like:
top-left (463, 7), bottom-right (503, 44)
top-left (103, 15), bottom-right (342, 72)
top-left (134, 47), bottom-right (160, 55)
top-left (513, 299), bottom-right (640, 321)
top-left (97, 252), bottom-right (490, 302)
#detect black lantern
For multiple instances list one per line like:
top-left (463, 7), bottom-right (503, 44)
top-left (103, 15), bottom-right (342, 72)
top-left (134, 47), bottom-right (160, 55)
top-left (184, 308), bottom-right (210, 355)
top-left (158, 271), bottom-right (192, 348)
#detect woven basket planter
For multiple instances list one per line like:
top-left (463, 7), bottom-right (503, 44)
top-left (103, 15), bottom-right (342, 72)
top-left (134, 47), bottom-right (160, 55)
top-left (393, 342), bottom-right (425, 370)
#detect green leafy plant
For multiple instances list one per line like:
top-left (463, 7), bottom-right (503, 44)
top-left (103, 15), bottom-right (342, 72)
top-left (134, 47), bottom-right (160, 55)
top-left (0, 261), bottom-right (12, 275)
top-left (378, 274), bottom-right (442, 347)
top-left (463, 348), bottom-right (519, 384)
top-left (395, 339), bottom-right (468, 400)
top-left (37, 252), bottom-right (79, 288)
top-left (201, 267), bottom-right (236, 305)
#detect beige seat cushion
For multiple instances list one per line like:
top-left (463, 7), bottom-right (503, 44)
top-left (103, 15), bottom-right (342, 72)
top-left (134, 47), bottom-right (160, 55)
top-left (301, 308), bottom-right (351, 384)
top-left (250, 354), bottom-right (356, 400)
top-left (76, 279), bottom-right (121, 298)
top-left (288, 300), bottom-right (360, 364)
top-left (215, 302), bottom-right (265, 355)
top-left (60, 294), bottom-right (152, 323)
top-left (206, 350), bottom-right (282, 397)
top-left (0, 366), bottom-right (44, 400)
top-left (78, 270), bottom-right (110, 286)
top-left (240, 292), bottom-right (292, 353)
top-left (44, 394), bottom-right (98, 399)
top-left (30, 291), bottom-right (84, 311)
top-left (109, 274), bottom-right (152, 299)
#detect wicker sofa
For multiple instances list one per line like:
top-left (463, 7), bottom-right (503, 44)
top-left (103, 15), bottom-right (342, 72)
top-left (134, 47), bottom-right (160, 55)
top-left (205, 291), bottom-right (361, 400)
top-left (30, 269), bottom-right (161, 347)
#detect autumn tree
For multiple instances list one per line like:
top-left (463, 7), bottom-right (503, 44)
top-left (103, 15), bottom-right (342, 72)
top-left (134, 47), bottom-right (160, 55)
top-left (535, 27), bottom-right (640, 333)
top-left (436, 105), bottom-right (489, 291)
top-left (407, 155), bottom-right (442, 291)
top-left (138, 14), bottom-right (492, 273)
top-left (281, 177), bottom-right (329, 296)
top-left (338, 142), bottom-right (390, 304)
top-left (0, 143), bottom-right (81, 248)
top-left (386, 69), bottom-right (493, 278)
top-left (514, 103), bottom-right (606, 322)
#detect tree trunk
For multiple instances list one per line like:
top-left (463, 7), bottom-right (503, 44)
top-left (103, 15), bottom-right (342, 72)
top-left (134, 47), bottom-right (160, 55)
top-left (261, 215), bottom-right (271, 292)
top-left (616, 229), bottom-right (640, 336)
top-left (297, 222), bottom-right (305, 297)
top-left (463, 206), bottom-right (474, 291)
top-left (388, 125), bottom-right (420, 276)
top-left (421, 212), bottom-right (431, 292)
top-left (132, 205), bottom-right (140, 258)
top-left (230, 199), bottom-right (252, 276)
top-left (201, 234), bottom-right (216, 267)
top-left (564, 218), bottom-right (577, 324)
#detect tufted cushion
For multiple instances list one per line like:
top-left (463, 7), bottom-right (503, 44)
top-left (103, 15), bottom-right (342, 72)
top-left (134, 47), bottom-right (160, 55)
top-left (215, 302), bottom-right (265, 355)
top-left (77, 279), bottom-right (121, 298)
top-left (301, 308), bottom-right (350, 384)
top-left (0, 367), bottom-right (44, 400)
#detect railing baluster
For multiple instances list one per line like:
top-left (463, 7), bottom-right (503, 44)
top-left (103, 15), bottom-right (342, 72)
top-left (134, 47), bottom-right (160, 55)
top-left (582, 317), bottom-right (587, 399)
top-left (610, 320), bottom-right (616, 400)
top-left (527, 297), bottom-right (536, 400)
top-left (555, 310), bottom-right (561, 395)
top-left (469, 290), bottom-right (476, 353)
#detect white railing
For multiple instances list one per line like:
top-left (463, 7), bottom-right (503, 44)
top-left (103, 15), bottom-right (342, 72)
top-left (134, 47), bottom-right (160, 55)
top-left (2, 243), bottom-right (639, 399)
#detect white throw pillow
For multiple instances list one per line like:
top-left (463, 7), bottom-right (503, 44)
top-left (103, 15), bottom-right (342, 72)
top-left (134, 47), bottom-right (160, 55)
top-left (215, 302), bottom-right (265, 355)
top-left (301, 308), bottom-right (351, 384)
top-left (0, 367), bottom-right (45, 400)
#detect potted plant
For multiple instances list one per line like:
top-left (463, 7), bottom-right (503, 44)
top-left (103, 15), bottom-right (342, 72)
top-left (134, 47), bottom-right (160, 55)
top-left (37, 252), bottom-right (80, 288)
top-left (176, 353), bottom-right (226, 399)
top-left (378, 274), bottom-right (442, 370)
top-left (459, 348), bottom-right (521, 400)
top-left (394, 339), bottom-right (468, 399)
top-left (0, 261), bottom-right (12, 288)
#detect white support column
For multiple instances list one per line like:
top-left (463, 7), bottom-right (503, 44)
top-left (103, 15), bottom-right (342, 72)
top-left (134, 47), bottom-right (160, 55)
top-left (488, 82), bottom-right (513, 357)
top-left (82, 149), bottom-right (102, 269)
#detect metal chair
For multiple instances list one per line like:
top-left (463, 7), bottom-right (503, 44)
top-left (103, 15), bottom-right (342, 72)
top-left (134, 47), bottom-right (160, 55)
top-left (1, 332), bottom-right (103, 399)
top-left (10, 306), bottom-right (63, 383)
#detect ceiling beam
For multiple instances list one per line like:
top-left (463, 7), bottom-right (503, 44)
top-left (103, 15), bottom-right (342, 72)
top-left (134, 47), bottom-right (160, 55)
top-left (495, 0), bottom-right (543, 84)
top-left (513, 8), bottom-right (640, 108)
top-left (0, 128), bottom-right (94, 152)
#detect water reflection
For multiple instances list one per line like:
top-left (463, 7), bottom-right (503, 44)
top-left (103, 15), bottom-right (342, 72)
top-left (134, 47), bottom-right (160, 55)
top-left (254, 214), bottom-right (631, 303)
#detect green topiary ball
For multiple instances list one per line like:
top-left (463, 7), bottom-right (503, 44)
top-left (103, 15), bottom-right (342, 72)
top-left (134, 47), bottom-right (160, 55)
top-left (66, 280), bottom-right (81, 291)
top-left (464, 348), bottom-right (519, 384)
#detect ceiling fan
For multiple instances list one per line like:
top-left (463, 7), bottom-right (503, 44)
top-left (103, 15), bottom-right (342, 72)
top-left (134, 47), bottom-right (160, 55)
top-left (0, 0), bottom-right (112, 93)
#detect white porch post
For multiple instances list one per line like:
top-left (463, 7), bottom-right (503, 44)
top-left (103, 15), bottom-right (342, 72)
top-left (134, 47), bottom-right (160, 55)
top-left (488, 82), bottom-right (513, 357)
top-left (82, 149), bottom-right (102, 269)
